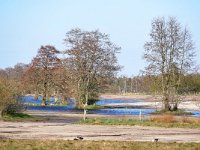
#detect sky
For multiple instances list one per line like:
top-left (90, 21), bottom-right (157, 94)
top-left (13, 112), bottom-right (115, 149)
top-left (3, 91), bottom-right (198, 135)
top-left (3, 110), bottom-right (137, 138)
top-left (0, 0), bottom-right (200, 76)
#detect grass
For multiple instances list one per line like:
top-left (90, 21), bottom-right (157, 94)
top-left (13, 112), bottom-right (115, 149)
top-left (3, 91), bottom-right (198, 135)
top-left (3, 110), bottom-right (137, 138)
top-left (1, 113), bottom-right (49, 122)
top-left (0, 140), bottom-right (200, 150)
top-left (152, 109), bottom-right (192, 115)
top-left (84, 105), bottom-right (104, 110)
top-left (79, 117), bottom-right (200, 128)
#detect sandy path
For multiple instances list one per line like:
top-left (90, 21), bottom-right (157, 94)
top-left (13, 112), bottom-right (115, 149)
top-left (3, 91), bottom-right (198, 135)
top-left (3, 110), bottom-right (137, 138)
top-left (1, 121), bottom-right (200, 142)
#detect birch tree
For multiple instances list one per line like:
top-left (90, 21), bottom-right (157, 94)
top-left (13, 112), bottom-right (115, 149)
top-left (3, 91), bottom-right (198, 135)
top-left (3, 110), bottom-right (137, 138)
top-left (144, 17), bottom-right (195, 111)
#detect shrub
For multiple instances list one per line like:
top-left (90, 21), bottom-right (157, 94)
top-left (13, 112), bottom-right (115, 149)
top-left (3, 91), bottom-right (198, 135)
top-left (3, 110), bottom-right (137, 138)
top-left (1, 103), bottom-right (26, 116)
top-left (0, 76), bottom-right (22, 117)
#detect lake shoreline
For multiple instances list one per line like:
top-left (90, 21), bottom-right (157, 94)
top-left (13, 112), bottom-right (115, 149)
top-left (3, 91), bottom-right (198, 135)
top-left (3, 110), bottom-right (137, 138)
top-left (99, 94), bottom-right (158, 101)
top-left (100, 94), bottom-right (200, 111)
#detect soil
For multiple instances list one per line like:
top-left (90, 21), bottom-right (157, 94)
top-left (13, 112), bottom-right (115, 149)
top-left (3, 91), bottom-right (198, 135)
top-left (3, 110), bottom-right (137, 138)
top-left (0, 120), bottom-right (200, 142)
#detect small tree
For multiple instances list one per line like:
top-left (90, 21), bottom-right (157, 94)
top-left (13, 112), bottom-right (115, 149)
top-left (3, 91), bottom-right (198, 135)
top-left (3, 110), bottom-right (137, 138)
top-left (64, 28), bottom-right (121, 119)
top-left (144, 17), bottom-right (195, 111)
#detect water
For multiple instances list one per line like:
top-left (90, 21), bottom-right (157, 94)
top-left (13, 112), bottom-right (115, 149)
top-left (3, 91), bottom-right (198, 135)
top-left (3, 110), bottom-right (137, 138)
top-left (21, 96), bottom-right (200, 116)
top-left (190, 111), bottom-right (200, 117)
top-left (21, 95), bottom-right (56, 105)
top-left (27, 105), bottom-right (77, 112)
top-left (95, 99), bottom-right (142, 105)
top-left (21, 95), bottom-right (74, 105)
top-left (89, 108), bottom-right (155, 116)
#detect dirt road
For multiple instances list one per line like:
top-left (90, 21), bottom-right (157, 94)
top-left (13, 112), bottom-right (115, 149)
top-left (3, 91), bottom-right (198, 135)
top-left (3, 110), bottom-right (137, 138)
top-left (1, 121), bottom-right (200, 142)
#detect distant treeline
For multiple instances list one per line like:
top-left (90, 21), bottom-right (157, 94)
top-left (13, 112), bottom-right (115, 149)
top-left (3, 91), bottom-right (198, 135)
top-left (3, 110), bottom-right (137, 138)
top-left (1, 64), bottom-right (200, 97)
top-left (107, 74), bottom-right (200, 94)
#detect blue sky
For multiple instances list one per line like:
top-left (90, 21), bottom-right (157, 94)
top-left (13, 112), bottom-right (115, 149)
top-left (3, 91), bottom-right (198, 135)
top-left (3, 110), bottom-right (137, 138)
top-left (1, 0), bottom-right (200, 76)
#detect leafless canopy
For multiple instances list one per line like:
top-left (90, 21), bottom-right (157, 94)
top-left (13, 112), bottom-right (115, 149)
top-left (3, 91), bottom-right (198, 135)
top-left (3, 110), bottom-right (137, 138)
top-left (64, 28), bottom-right (121, 107)
top-left (27, 45), bottom-right (61, 105)
top-left (144, 17), bottom-right (195, 111)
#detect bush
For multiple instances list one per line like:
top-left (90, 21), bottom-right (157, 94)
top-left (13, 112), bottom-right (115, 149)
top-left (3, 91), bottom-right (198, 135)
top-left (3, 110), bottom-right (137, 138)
top-left (1, 103), bottom-right (26, 116)
top-left (0, 76), bottom-right (22, 117)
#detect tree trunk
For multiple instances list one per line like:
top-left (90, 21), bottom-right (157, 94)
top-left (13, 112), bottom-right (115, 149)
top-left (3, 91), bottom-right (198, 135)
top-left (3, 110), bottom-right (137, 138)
top-left (34, 90), bottom-right (39, 100)
top-left (0, 110), bottom-right (2, 118)
top-left (42, 82), bottom-right (47, 106)
top-left (172, 103), bottom-right (178, 111)
top-left (41, 95), bottom-right (46, 106)
top-left (83, 107), bottom-right (87, 121)
top-left (83, 90), bottom-right (89, 121)
top-left (163, 93), bottom-right (171, 111)
top-left (83, 78), bottom-right (89, 120)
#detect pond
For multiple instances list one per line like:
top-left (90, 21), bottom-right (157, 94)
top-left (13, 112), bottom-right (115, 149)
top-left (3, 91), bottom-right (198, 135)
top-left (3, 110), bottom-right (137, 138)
top-left (21, 96), bottom-right (199, 116)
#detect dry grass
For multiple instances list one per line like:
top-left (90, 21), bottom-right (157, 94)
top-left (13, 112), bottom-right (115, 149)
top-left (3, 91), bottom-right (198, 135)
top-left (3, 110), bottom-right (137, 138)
top-left (181, 117), bottom-right (195, 124)
top-left (150, 115), bottom-right (176, 123)
top-left (151, 115), bottom-right (200, 125)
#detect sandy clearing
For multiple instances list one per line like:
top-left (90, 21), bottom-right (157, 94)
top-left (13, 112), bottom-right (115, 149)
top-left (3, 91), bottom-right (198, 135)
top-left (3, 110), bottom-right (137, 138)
top-left (0, 121), bottom-right (200, 142)
top-left (100, 94), bottom-right (157, 101)
top-left (103, 101), bottom-right (200, 111)
top-left (100, 94), bottom-right (200, 101)
top-left (100, 94), bottom-right (200, 111)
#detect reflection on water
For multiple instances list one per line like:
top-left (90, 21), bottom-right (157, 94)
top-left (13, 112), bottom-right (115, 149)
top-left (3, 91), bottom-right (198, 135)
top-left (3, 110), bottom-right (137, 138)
top-left (22, 96), bottom-right (200, 116)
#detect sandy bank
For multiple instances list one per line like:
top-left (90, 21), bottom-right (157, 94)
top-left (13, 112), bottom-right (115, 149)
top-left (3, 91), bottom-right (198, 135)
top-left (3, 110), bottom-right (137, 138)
top-left (100, 94), bottom-right (200, 111)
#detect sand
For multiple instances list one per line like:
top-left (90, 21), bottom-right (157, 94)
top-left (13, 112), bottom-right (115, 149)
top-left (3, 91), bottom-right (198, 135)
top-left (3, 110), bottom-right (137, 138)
top-left (1, 121), bottom-right (200, 142)
top-left (100, 94), bottom-right (200, 111)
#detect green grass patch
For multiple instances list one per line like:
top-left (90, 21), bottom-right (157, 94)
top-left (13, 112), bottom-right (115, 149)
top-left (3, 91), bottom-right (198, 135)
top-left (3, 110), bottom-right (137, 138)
top-left (2, 113), bottom-right (49, 122)
top-left (84, 105), bottom-right (104, 110)
top-left (152, 109), bottom-right (192, 115)
top-left (0, 140), bottom-right (200, 150)
top-left (79, 117), bottom-right (200, 128)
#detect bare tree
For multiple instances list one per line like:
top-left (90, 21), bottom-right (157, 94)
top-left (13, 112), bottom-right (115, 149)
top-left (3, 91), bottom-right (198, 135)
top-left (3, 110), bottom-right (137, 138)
top-left (27, 45), bottom-right (61, 105)
top-left (64, 28), bottom-right (121, 119)
top-left (144, 17), bottom-right (195, 111)
top-left (52, 58), bottom-right (74, 102)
